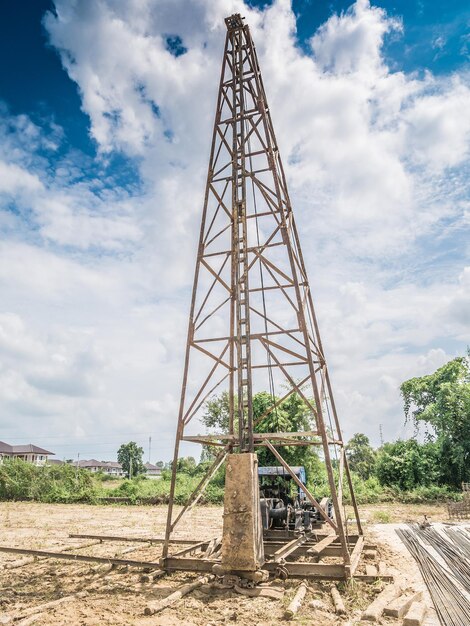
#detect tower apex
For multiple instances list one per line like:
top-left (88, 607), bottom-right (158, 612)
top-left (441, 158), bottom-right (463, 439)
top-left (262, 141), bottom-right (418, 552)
top-left (224, 13), bottom-right (244, 31)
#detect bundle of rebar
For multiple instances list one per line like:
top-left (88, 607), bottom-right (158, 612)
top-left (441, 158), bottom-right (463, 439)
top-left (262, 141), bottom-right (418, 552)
top-left (396, 527), bottom-right (470, 626)
top-left (444, 527), bottom-right (470, 557)
top-left (417, 527), bottom-right (470, 595)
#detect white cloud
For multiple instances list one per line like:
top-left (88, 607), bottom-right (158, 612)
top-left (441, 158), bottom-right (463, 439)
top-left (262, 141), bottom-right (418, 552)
top-left (0, 0), bottom-right (468, 459)
top-left (0, 160), bottom-right (43, 195)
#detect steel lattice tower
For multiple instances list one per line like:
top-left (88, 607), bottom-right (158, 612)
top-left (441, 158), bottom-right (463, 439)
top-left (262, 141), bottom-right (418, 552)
top-left (161, 14), bottom-right (363, 579)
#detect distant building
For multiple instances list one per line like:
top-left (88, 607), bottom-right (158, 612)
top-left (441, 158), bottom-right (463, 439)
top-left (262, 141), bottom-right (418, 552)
top-left (144, 462), bottom-right (162, 479)
top-left (0, 441), bottom-right (54, 466)
top-left (78, 459), bottom-right (126, 477)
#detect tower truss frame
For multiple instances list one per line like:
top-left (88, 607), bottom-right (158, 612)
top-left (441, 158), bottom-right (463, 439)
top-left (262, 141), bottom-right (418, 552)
top-left (161, 13), bottom-right (363, 580)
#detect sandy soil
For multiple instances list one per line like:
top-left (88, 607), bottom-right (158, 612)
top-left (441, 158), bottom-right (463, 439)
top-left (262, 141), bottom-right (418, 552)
top-left (0, 502), bottom-right (452, 625)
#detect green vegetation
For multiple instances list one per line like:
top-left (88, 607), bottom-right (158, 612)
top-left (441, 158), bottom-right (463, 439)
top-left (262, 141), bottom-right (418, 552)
top-left (346, 433), bottom-right (377, 480)
top-left (0, 355), bottom-right (466, 507)
top-left (401, 355), bottom-right (470, 487)
top-left (0, 459), bottom-right (97, 503)
top-left (202, 389), bottom-right (321, 478)
top-left (117, 441), bottom-right (145, 478)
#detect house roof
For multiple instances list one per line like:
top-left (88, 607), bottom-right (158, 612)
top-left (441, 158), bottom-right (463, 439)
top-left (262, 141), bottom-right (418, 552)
top-left (0, 441), bottom-right (54, 455)
top-left (78, 459), bottom-right (106, 468)
top-left (144, 462), bottom-right (161, 471)
top-left (78, 459), bottom-right (123, 469)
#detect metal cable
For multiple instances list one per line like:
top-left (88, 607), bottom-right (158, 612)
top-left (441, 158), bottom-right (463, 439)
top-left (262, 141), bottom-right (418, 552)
top-left (243, 89), bottom-right (278, 425)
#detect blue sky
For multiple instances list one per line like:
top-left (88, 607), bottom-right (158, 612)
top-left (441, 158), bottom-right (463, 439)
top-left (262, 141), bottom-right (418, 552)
top-left (2, 1), bottom-right (469, 160)
top-left (0, 0), bottom-right (468, 462)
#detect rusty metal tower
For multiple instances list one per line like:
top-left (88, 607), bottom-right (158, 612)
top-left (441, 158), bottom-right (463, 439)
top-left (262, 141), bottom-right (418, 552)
top-left (161, 13), bottom-right (363, 580)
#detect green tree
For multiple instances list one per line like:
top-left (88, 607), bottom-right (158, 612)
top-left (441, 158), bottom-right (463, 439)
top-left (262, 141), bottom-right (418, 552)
top-left (375, 439), bottom-right (440, 490)
top-left (173, 456), bottom-right (197, 475)
top-left (201, 388), bottom-right (322, 482)
top-left (346, 433), bottom-right (377, 480)
top-left (400, 355), bottom-right (470, 487)
top-left (117, 441), bottom-right (145, 478)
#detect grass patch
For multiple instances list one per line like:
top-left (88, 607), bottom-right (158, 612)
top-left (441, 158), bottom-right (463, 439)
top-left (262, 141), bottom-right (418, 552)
top-left (371, 510), bottom-right (392, 523)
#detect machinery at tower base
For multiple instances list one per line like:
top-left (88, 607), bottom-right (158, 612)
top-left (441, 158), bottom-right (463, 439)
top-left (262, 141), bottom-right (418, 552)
top-left (259, 466), bottom-right (333, 531)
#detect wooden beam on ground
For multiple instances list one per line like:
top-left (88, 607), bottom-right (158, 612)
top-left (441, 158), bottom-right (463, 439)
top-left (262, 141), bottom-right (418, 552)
top-left (385, 592), bottom-right (423, 619)
top-left (331, 585), bottom-right (346, 615)
top-left (144, 576), bottom-right (211, 615)
top-left (403, 602), bottom-right (428, 626)
top-left (353, 574), bottom-right (394, 583)
top-left (362, 584), bottom-right (402, 622)
top-left (0, 545), bottom-right (162, 570)
top-left (284, 582), bottom-right (308, 620)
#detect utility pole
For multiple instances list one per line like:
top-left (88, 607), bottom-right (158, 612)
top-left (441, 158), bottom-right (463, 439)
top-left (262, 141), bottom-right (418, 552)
top-left (148, 436), bottom-right (151, 464)
top-left (75, 452), bottom-right (80, 480)
top-left (129, 455), bottom-right (133, 480)
top-left (379, 424), bottom-right (384, 446)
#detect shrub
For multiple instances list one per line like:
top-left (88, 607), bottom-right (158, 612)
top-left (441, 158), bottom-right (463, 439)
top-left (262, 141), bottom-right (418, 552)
top-left (0, 459), bottom-right (97, 503)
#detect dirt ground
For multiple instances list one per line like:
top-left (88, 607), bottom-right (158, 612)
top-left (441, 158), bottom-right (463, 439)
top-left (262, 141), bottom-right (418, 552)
top-left (0, 502), bottom-right (452, 625)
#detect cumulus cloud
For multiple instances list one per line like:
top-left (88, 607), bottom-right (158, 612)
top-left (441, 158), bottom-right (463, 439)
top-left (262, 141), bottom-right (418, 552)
top-left (0, 0), bottom-right (468, 458)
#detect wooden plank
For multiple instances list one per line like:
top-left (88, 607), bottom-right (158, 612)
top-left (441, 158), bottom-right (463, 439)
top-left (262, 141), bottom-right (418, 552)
top-left (307, 534), bottom-right (337, 556)
top-left (348, 535), bottom-right (364, 576)
top-left (272, 533), bottom-right (312, 562)
top-left (362, 584), bottom-right (402, 622)
top-left (403, 602), bottom-right (428, 626)
top-left (385, 591), bottom-right (423, 618)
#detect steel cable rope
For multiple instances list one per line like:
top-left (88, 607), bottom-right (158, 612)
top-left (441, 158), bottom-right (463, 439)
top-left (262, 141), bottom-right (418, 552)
top-left (242, 89), bottom-right (279, 432)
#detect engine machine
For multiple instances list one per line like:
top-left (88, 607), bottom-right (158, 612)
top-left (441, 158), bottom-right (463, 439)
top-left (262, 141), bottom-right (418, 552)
top-left (259, 466), bottom-right (332, 532)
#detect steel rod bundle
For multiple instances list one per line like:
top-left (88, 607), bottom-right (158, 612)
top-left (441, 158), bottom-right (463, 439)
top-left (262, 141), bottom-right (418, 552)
top-left (443, 527), bottom-right (470, 557)
top-left (396, 528), bottom-right (470, 626)
top-left (417, 527), bottom-right (470, 595)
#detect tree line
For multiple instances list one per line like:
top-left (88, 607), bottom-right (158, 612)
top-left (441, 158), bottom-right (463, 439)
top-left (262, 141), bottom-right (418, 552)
top-left (197, 353), bottom-right (469, 495)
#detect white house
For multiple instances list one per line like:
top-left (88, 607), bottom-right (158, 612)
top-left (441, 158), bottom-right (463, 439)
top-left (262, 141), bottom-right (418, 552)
top-left (0, 441), bottom-right (54, 465)
top-left (144, 462), bottom-right (162, 479)
top-left (78, 459), bottom-right (126, 477)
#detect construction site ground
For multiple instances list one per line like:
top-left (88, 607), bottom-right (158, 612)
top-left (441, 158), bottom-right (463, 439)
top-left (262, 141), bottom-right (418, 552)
top-left (0, 501), bottom-right (454, 625)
